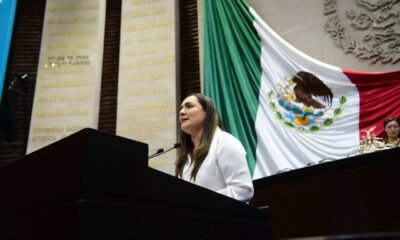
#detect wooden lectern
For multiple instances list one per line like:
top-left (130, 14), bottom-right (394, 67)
top-left (0, 128), bottom-right (270, 240)
top-left (251, 147), bottom-right (400, 239)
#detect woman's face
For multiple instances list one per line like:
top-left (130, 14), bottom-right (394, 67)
top-left (384, 120), bottom-right (400, 139)
top-left (179, 96), bottom-right (206, 136)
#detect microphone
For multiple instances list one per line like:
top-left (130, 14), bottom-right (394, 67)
top-left (9, 73), bottom-right (29, 95)
top-left (148, 143), bottom-right (181, 159)
top-left (149, 148), bottom-right (164, 158)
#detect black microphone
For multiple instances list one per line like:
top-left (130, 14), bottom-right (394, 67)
top-left (148, 143), bottom-right (181, 159)
top-left (148, 148), bottom-right (164, 159)
top-left (9, 73), bottom-right (29, 95)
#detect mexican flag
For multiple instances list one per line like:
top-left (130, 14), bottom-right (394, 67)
top-left (204, 0), bottom-right (400, 179)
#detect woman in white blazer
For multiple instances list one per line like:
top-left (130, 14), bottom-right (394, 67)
top-left (176, 93), bottom-right (253, 202)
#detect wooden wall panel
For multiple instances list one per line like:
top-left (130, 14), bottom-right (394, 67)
top-left (179, 0), bottom-right (201, 100)
top-left (98, 0), bottom-right (121, 134)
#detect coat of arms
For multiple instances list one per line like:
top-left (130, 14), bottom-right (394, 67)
top-left (268, 71), bottom-right (347, 133)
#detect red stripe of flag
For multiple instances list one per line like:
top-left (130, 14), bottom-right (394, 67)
top-left (343, 69), bottom-right (400, 139)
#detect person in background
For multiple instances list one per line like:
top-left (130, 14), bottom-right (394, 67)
top-left (175, 93), bottom-right (254, 202)
top-left (383, 117), bottom-right (400, 148)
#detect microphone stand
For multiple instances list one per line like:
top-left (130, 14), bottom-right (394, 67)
top-left (148, 143), bottom-right (181, 159)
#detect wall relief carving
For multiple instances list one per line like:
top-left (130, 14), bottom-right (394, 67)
top-left (324, 0), bottom-right (400, 64)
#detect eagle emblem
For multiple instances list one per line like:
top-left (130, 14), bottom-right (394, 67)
top-left (291, 71), bottom-right (333, 109)
top-left (268, 71), bottom-right (347, 133)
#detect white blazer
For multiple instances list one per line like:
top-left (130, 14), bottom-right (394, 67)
top-left (181, 128), bottom-right (254, 202)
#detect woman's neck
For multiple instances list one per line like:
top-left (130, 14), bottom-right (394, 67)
top-left (387, 136), bottom-right (399, 144)
top-left (191, 129), bottom-right (203, 150)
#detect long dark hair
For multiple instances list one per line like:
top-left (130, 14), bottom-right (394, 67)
top-left (175, 93), bottom-right (224, 180)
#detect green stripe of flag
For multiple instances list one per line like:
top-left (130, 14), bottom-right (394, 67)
top-left (204, 0), bottom-right (262, 175)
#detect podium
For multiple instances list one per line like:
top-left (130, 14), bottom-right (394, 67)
top-left (0, 129), bottom-right (270, 239)
top-left (251, 147), bottom-right (400, 239)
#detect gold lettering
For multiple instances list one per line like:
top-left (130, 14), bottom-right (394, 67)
top-left (119, 123), bottom-right (174, 133)
top-left (123, 32), bottom-right (170, 44)
top-left (40, 79), bottom-right (90, 89)
top-left (32, 127), bottom-right (64, 133)
top-left (74, 94), bottom-right (92, 101)
top-left (125, 101), bottom-right (169, 110)
top-left (131, 0), bottom-right (163, 5)
top-left (129, 72), bottom-right (167, 82)
top-left (119, 107), bottom-right (175, 118)
top-left (127, 118), bottom-right (165, 127)
top-left (47, 41), bottom-right (91, 50)
top-left (123, 85), bottom-right (168, 96)
top-left (48, 3), bottom-right (99, 12)
top-left (34, 110), bottom-right (65, 118)
top-left (37, 95), bottom-right (68, 103)
top-left (129, 7), bottom-right (166, 18)
top-left (122, 19), bottom-right (173, 32)
top-left (31, 135), bottom-right (58, 142)
top-left (66, 125), bottom-right (85, 132)
top-left (47, 16), bottom-right (97, 24)
top-left (49, 29), bottom-right (94, 37)
top-left (121, 56), bottom-right (175, 69)
top-left (66, 109), bottom-right (89, 116)
top-left (125, 44), bottom-right (170, 56)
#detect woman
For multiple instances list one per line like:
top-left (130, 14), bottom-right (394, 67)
top-left (175, 93), bottom-right (254, 202)
top-left (383, 117), bottom-right (400, 148)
